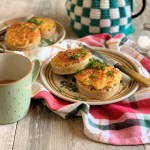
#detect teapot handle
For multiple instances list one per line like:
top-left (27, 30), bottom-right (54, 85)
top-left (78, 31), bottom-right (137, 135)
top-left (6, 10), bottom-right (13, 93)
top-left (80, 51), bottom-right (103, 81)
top-left (132, 0), bottom-right (146, 19)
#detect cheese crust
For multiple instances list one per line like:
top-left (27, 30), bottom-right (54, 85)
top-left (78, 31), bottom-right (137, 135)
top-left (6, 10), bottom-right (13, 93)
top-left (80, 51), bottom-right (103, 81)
top-left (5, 22), bottom-right (41, 51)
top-left (50, 48), bottom-right (92, 75)
top-left (75, 67), bottom-right (122, 99)
top-left (28, 17), bottom-right (56, 38)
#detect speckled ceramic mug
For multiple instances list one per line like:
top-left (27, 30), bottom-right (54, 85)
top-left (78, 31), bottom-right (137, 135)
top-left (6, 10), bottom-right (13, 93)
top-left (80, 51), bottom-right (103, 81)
top-left (0, 53), bottom-right (40, 124)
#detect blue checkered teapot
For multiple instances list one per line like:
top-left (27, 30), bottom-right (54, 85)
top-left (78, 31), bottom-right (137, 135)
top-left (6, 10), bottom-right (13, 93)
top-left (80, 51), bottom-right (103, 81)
top-left (66, 0), bottom-right (146, 37)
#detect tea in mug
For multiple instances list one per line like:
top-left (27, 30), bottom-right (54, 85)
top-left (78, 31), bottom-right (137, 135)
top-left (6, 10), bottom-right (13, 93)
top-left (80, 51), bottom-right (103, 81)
top-left (0, 80), bottom-right (16, 84)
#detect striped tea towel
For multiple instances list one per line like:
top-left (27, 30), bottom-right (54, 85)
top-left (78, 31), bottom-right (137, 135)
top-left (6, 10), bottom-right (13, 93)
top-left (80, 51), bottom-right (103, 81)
top-left (32, 33), bottom-right (150, 145)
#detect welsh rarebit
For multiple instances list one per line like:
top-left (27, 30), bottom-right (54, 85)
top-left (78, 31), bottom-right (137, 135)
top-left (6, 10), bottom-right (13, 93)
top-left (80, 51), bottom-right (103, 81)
top-left (50, 48), bottom-right (92, 75)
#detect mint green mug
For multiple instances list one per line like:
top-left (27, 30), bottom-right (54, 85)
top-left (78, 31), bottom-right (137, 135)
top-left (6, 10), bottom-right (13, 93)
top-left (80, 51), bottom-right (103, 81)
top-left (0, 53), bottom-right (40, 124)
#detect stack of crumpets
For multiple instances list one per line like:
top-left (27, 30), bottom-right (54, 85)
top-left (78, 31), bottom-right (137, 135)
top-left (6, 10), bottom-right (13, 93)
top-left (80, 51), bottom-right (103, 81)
top-left (5, 22), bottom-right (41, 51)
top-left (27, 17), bottom-right (56, 39)
top-left (50, 47), bottom-right (92, 75)
top-left (50, 47), bottom-right (122, 100)
top-left (4, 17), bottom-right (57, 51)
top-left (75, 59), bottom-right (122, 100)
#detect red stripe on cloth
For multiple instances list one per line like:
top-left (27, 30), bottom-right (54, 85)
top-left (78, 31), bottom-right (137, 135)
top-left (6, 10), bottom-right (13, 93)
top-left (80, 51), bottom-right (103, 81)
top-left (33, 91), bottom-right (71, 110)
top-left (92, 33), bottom-right (112, 40)
top-left (113, 33), bottom-right (125, 39)
top-left (90, 98), bottom-right (150, 120)
top-left (79, 33), bottom-right (111, 47)
top-left (89, 105), bottom-right (110, 119)
top-left (89, 100), bottom-right (131, 120)
top-left (105, 103), bottom-right (138, 119)
top-left (140, 57), bottom-right (150, 72)
top-left (136, 98), bottom-right (150, 113)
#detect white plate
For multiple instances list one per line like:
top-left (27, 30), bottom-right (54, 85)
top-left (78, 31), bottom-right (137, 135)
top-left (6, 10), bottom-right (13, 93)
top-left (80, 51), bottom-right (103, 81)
top-left (0, 16), bottom-right (66, 61)
top-left (0, 16), bottom-right (66, 46)
top-left (40, 48), bottom-right (140, 105)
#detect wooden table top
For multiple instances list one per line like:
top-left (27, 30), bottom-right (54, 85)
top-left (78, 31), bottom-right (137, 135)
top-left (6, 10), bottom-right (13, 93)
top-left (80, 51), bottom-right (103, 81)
top-left (0, 0), bottom-right (150, 150)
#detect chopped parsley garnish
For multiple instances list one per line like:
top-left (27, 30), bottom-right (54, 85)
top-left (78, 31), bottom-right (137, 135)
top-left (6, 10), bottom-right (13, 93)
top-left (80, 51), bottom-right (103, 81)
top-left (86, 58), bottom-right (107, 69)
top-left (107, 71), bottom-right (113, 76)
top-left (98, 63), bottom-right (108, 69)
top-left (86, 58), bottom-right (97, 68)
top-left (90, 73), bottom-right (97, 78)
top-left (44, 39), bottom-right (54, 45)
top-left (27, 19), bottom-right (42, 26)
top-left (69, 54), bottom-right (80, 59)
top-left (60, 81), bottom-right (77, 92)
top-left (80, 49), bottom-right (87, 55)
top-left (73, 96), bottom-right (86, 101)
top-left (39, 39), bottom-right (55, 47)
top-left (30, 26), bottom-right (36, 31)
top-left (76, 68), bottom-right (83, 73)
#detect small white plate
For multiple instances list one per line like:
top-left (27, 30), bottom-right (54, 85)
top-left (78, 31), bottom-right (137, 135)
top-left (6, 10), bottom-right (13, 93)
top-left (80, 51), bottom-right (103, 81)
top-left (0, 17), bottom-right (66, 49)
top-left (40, 48), bottom-right (140, 105)
top-left (0, 16), bottom-right (66, 61)
top-left (0, 16), bottom-right (66, 47)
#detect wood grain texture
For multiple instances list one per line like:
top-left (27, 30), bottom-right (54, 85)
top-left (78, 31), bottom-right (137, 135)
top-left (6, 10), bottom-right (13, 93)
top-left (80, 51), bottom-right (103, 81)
top-left (0, 123), bottom-right (16, 150)
top-left (13, 102), bottom-right (145, 150)
top-left (0, 0), bottom-right (150, 150)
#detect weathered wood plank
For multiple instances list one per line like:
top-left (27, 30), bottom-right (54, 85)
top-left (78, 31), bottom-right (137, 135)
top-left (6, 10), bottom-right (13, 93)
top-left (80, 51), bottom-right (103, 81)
top-left (13, 102), bottom-right (146, 150)
top-left (0, 123), bottom-right (16, 150)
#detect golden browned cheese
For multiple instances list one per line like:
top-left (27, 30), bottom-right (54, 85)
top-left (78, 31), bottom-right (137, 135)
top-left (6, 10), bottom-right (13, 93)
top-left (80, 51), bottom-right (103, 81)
top-left (28, 17), bottom-right (56, 36)
top-left (50, 48), bottom-right (92, 67)
top-left (5, 22), bottom-right (41, 47)
top-left (75, 66), bottom-right (122, 90)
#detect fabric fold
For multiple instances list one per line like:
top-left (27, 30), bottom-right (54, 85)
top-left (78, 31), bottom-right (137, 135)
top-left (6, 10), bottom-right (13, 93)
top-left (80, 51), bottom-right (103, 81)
top-left (32, 33), bottom-right (150, 145)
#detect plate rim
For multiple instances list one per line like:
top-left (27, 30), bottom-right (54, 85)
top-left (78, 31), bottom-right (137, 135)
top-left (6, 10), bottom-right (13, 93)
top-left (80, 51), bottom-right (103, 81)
top-left (40, 48), bottom-right (140, 105)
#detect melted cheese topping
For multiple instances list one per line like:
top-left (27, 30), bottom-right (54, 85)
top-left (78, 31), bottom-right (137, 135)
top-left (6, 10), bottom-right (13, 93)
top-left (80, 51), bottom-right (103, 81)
top-left (5, 22), bottom-right (41, 46)
top-left (29, 17), bottom-right (56, 35)
top-left (75, 66), bottom-right (122, 90)
top-left (50, 48), bottom-right (92, 67)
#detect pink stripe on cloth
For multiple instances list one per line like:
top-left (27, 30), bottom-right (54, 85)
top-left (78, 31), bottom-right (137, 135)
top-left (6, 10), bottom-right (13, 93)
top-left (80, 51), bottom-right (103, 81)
top-left (120, 45), bottom-right (150, 72)
top-left (89, 101), bottom-right (135, 120)
top-left (34, 91), bottom-right (71, 110)
top-left (141, 57), bottom-right (150, 72)
top-left (79, 33), bottom-right (111, 47)
top-left (109, 127), bottom-right (143, 145)
top-left (113, 33), bottom-right (125, 39)
top-left (90, 98), bottom-right (150, 120)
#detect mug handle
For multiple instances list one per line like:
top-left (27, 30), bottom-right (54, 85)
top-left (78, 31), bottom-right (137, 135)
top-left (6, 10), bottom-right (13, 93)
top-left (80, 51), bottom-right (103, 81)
top-left (132, 0), bottom-right (146, 19)
top-left (28, 56), bottom-right (40, 83)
